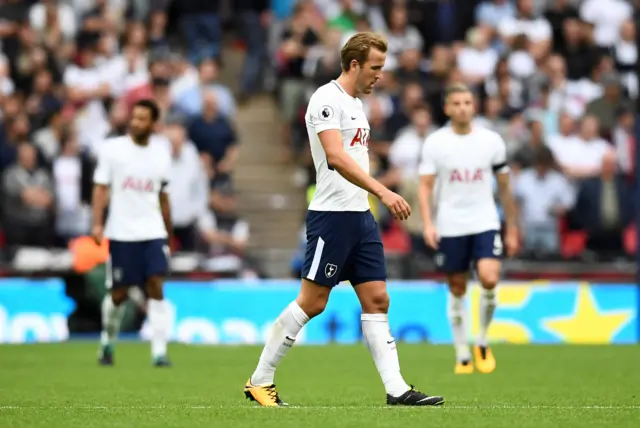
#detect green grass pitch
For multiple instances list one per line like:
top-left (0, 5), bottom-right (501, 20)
top-left (0, 343), bottom-right (639, 427)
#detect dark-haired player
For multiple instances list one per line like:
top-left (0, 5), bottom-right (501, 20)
top-left (92, 99), bottom-right (174, 367)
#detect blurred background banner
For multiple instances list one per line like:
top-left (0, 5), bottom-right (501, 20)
top-left (0, 278), bottom-right (636, 345)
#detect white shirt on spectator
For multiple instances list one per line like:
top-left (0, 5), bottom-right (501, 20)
top-left (498, 15), bottom-right (552, 42)
top-left (552, 135), bottom-right (610, 171)
top-left (389, 127), bottom-right (430, 180)
top-left (168, 141), bottom-right (208, 228)
top-left (580, 0), bottom-right (632, 47)
top-left (63, 65), bottom-right (111, 151)
top-left (457, 46), bottom-right (498, 81)
top-left (29, 3), bottom-right (77, 40)
top-left (514, 168), bottom-right (575, 226)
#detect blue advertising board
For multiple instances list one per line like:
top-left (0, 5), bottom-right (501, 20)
top-left (0, 279), bottom-right (637, 344)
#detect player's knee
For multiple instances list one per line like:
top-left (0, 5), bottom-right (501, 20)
top-left (297, 297), bottom-right (327, 318)
top-left (478, 270), bottom-right (499, 290)
top-left (362, 289), bottom-right (390, 314)
top-left (448, 275), bottom-right (467, 297)
top-left (145, 277), bottom-right (164, 300)
top-left (111, 288), bottom-right (128, 305)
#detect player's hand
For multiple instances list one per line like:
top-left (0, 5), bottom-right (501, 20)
top-left (423, 225), bottom-right (439, 250)
top-left (92, 225), bottom-right (104, 246)
top-left (505, 226), bottom-right (519, 257)
top-left (379, 189), bottom-right (411, 220)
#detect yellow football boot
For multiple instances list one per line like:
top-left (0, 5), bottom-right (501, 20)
top-left (473, 345), bottom-right (496, 373)
top-left (454, 361), bottom-right (474, 374)
top-left (244, 379), bottom-right (288, 407)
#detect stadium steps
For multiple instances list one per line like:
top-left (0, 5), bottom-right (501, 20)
top-left (217, 45), bottom-right (305, 278)
top-left (233, 95), bottom-right (306, 277)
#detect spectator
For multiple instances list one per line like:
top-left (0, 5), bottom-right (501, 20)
top-left (52, 130), bottom-right (93, 246)
top-left (612, 20), bottom-right (637, 99)
top-left (174, 57), bottom-right (236, 119)
top-left (556, 17), bottom-right (599, 81)
top-left (512, 118), bottom-right (546, 170)
top-left (547, 112), bottom-right (577, 160)
top-left (187, 90), bottom-right (238, 186)
top-left (457, 26), bottom-right (499, 86)
top-left (612, 108), bottom-right (636, 177)
top-left (585, 72), bottom-right (634, 137)
top-left (177, 0), bottom-right (221, 63)
top-left (1, 143), bottom-right (55, 249)
top-left (557, 115), bottom-right (612, 179)
top-left (234, 0), bottom-right (271, 101)
top-left (579, 0), bottom-right (632, 48)
top-left (571, 151), bottom-right (635, 257)
top-left (476, 0), bottom-right (516, 31)
top-left (165, 118), bottom-right (207, 252)
top-left (198, 181), bottom-right (250, 275)
top-left (385, 4), bottom-right (423, 68)
top-left (544, 0), bottom-right (579, 51)
top-left (388, 104), bottom-right (434, 183)
top-left (498, 0), bottom-right (552, 61)
top-left (514, 146), bottom-right (575, 256)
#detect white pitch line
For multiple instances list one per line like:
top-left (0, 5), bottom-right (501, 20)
top-left (0, 405), bottom-right (638, 410)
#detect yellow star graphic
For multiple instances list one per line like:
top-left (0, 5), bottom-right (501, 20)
top-left (543, 285), bottom-right (633, 344)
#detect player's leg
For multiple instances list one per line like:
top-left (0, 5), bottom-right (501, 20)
top-left (245, 211), bottom-right (345, 406)
top-left (438, 236), bottom-right (473, 373)
top-left (245, 279), bottom-right (329, 406)
top-left (99, 241), bottom-right (142, 365)
top-left (472, 230), bottom-right (502, 374)
top-left (351, 212), bottom-right (444, 406)
top-left (144, 239), bottom-right (172, 367)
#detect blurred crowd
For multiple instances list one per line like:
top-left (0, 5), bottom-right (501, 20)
top-left (0, 0), bottom-right (638, 279)
top-left (0, 0), bottom-right (255, 275)
top-left (279, 0), bottom-right (639, 276)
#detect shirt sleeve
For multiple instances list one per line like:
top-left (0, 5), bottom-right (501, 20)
top-left (418, 135), bottom-right (437, 176)
top-left (160, 152), bottom-right (171, 193)
top-left (492, 134), bottom-right (510, 173)
top-left (308, 92), bottom-right (342, 134)
top-left (93, 144), bottom-right (112, 185)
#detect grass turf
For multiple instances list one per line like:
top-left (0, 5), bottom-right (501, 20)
top-left (0, 343), bottom-right (638, 427)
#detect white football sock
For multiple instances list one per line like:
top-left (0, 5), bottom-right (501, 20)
top-left (148, 298), bottom-right (170, 359)
top-left (361, 313), bottom-right (410, 397)
top-left (100, 295), bottom-right (125, 347)
top-left (447, 293), bottom-right (471, 363)
top-left (477, 288), bottom-right (497, 347)
top-left (251, 301), bottom-right (309, 386)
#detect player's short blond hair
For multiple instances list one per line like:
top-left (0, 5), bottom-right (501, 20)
top-left (445, 83), bottom-right (472, 101)
top-left (340, 32), bottom-right (388, 71)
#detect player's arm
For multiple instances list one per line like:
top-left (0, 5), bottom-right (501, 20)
top-left (318, 129), bottom-right (410, 220)
top-left (417, 136), bottom-right (438, 248)
top-left (493, 137), bottom-right (518, 256)
top-left (159, 158), bottom-right (174, 249)
top-left (91, 146), bottom-right (111, 244)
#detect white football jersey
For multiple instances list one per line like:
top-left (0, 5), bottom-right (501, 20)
top-left (305, 80), bottom-right (370, 211)
top-left (93, 134), bottom-right (172, 241)
top-left (419, 126), bottom-right (508, 237)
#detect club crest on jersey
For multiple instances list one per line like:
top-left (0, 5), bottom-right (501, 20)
top-left (449, 168), bottom-right (483, 183)
top-left (319, 105), bottom-right (334, 121)
top-left (122, 177), bottom-right (155, 192)
top-left (325, 263), bottom-right (337, 278)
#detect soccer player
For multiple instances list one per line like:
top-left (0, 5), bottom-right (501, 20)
top-left (243, 32), bottom-right (444, 407)
top-left (92, 99), bottom-right (174, 367)
top-left (417, 84), bottom-right (518, 375)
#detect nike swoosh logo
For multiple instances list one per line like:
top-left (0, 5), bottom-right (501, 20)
top-left (351, 116), bottom-right (356, 120)
top-left (285, 336), bottom-right (295, 341)
top-left (387, 340), bottom-right (395, 344)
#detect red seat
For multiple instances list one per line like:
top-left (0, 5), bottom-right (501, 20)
top-left (558, 216), bottom-right (586, 258)
top-left (382, 221), bottom-right (410, 254)
top-left (623, 224), bottom-right (636, 255)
